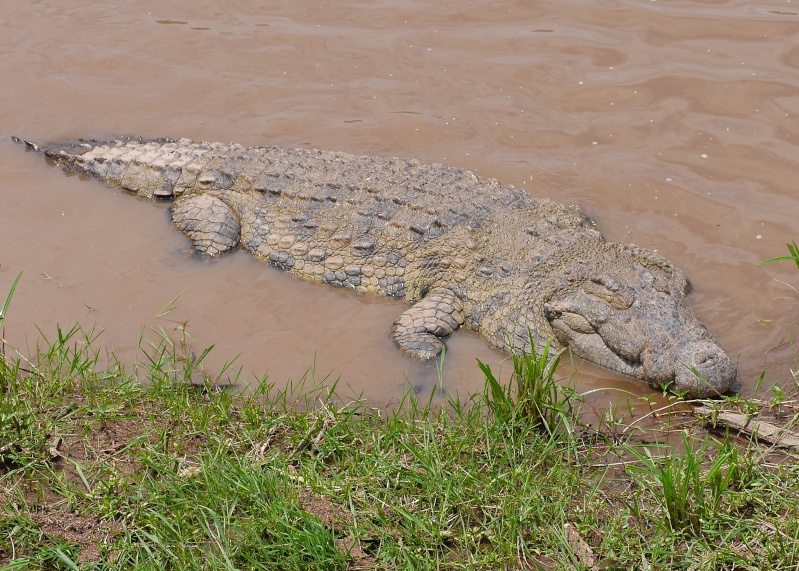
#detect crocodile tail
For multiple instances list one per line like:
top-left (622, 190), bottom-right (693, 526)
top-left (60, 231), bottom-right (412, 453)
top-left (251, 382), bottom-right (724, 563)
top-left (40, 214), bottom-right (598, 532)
top-left (14, 135), bottom-right (190, 199)
top-left (13, 136), bottom-right (129, 195)
top-left (12, 135), bottom-right (100, 163)
top-left (11, 135), bottom-right (41, 152)
top-left (13, 134), bottom-right (133, 183)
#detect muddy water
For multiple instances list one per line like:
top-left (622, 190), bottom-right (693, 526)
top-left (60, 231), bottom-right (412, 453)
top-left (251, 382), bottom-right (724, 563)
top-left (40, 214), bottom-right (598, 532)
top-left (1, 1), bottom-right (798, 410)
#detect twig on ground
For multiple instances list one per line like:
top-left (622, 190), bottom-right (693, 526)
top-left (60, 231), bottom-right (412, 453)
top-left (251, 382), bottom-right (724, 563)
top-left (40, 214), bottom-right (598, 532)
top-left (564, 523), bottom-right (599, 571)
top-left (694, 406), bottom-right (799, 449)
top-left (48, 436), bottom-right (63, 459)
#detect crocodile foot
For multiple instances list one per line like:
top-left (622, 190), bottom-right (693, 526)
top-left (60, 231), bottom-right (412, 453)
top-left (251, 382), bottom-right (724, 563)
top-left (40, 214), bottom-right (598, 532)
top-left (172, 194), bottom-right (241, 256)
top-left (392, 289), bottom-right (464, 360)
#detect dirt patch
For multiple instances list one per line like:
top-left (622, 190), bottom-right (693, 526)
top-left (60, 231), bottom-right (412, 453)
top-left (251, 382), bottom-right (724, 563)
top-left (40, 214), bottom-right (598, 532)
top-left (298, 488), bottom-right (353, 529)
top-left (30, 510), bottom-right (123, 563)
top-left (298, 488), bottom-right (380, 570)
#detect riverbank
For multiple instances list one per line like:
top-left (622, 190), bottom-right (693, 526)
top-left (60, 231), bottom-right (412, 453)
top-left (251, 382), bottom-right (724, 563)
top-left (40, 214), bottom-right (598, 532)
top-left (1, 319), bottom-right (797, 570)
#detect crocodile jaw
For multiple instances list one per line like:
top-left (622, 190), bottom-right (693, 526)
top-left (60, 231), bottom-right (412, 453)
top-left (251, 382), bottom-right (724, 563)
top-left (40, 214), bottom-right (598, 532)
top-left (544, 275), bottom-right (737, 398)
top-left (548, 318), bottom-right (644, 380)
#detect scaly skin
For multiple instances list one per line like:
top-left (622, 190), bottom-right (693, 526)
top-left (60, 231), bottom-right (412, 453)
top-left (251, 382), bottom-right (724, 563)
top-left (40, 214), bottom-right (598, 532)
top-left (16, 136), bottom-right (737, 397)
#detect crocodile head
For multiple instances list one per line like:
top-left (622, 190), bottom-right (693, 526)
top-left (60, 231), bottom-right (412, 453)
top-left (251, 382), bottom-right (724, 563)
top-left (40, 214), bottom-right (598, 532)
top-left (543, 272), bottom-right (736, 398)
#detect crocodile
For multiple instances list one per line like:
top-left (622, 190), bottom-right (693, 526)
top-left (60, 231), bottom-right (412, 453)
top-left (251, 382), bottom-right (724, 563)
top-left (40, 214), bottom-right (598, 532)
top-left (15, 135), bottom-right (737, 397)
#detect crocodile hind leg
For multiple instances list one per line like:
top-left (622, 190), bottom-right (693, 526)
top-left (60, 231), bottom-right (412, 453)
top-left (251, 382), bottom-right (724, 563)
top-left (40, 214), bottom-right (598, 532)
top-left (392, 289), bottom-right (465, 360)
top-left (172, 194), bottom-right (241, 256)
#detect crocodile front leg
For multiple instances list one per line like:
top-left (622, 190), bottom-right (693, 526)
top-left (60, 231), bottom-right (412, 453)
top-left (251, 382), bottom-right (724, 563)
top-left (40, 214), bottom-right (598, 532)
top-left (392, 289), bottom-right (465, 360)
top-left (172, 194), bottom-right (241, 256)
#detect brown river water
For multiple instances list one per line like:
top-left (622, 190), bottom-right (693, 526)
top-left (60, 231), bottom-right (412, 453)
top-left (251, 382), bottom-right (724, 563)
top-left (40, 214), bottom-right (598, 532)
top-left (1, 1), bottom-right (798, 414)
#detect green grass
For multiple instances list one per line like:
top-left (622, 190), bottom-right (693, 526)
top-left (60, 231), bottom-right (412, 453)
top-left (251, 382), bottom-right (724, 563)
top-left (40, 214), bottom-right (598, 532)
top-left (759, 240), bottom-right (799, 271)
top-left (478, 335), bottom-right (576, 437)
top-left (1, 275), bottom-right (799, 569)
top-left (1, 321), bottom-right (797, 570)
top-left (0, 272), bottom-right (22, 355)
top-left (625, 431), bottom-right (755, 537)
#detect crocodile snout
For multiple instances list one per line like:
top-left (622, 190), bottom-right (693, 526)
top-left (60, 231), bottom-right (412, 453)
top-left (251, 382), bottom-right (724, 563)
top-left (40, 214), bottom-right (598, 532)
top-left (673, 340), bottom-right (737, 398)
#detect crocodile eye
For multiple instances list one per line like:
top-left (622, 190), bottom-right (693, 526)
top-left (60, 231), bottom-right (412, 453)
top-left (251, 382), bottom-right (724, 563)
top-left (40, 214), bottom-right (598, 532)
top-left (584, 274), bottom-right (635, 310)
top-left (590, 275), bottom-right (620, 291)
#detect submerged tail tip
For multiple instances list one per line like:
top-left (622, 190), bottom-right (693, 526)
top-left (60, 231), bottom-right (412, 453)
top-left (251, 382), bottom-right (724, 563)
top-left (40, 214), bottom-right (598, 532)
top-left (11, 136), bottom-right (41, 152)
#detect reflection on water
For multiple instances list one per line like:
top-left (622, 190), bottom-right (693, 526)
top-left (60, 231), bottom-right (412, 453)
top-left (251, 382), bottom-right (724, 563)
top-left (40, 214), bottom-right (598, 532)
top-left (0, 1), bottom-right (797, 413)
